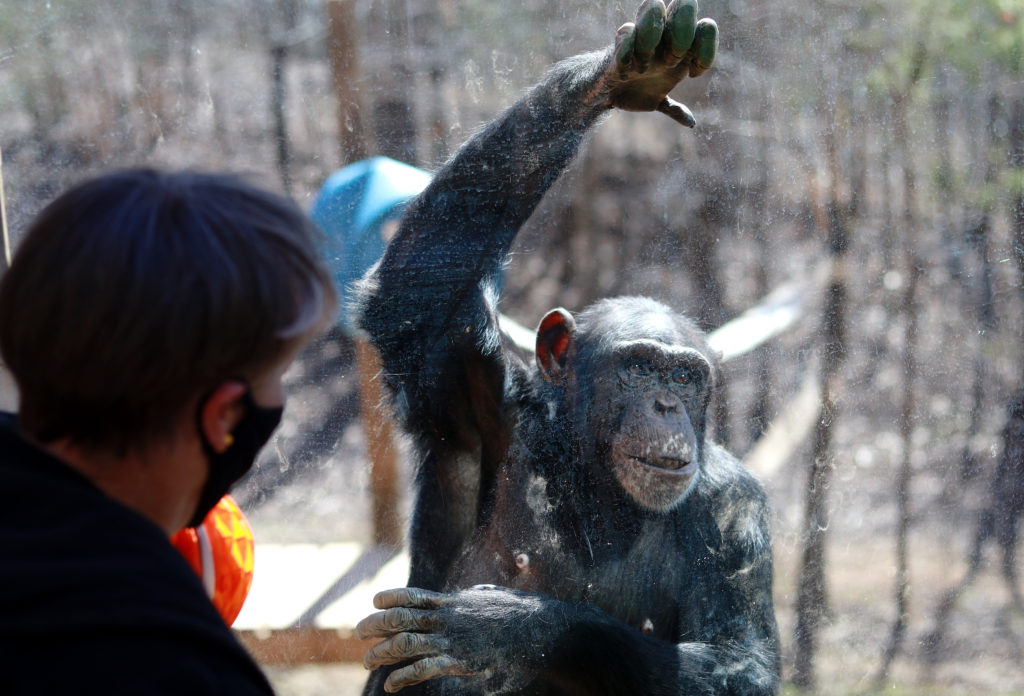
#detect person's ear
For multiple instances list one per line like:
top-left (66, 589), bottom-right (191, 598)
top-left (198, 381), bottom-right (247, 453)
top-left (535, 308), bottom-right (577, 386)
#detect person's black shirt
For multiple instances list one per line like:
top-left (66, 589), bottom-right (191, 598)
top-left (0, 413), bottom-right (275, 694)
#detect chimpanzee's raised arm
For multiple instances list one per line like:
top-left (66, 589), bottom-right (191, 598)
top-left (358, 0), bottom-right (717, 445)
top-left (355, 0), bottom-right (717, 590)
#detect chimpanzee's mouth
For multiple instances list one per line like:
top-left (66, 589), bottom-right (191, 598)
top-left (629, 455), bottom-right (694, 474)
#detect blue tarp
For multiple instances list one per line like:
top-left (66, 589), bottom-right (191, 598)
top-left (310, 156), bottom-right (431, 327)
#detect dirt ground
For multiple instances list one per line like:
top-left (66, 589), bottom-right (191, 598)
top-left (264, 664), bottom-right (369, 696)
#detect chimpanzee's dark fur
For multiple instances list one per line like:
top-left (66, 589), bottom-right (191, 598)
top-left (355, 16), bottom-right (780, 696)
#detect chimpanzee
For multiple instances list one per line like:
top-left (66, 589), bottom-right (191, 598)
top-left (354, 1), bottom-right (780, 694)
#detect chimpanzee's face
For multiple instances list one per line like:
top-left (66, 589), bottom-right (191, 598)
top-left (588, 337), bottom-right (712, 512)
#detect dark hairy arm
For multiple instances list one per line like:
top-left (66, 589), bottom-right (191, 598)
top-left (356, 49), bottom-right (622, 592)
top-left (357, 0), bottom-right (717, 452)
top-left (357, 48), bottom-right (614, 462)
top-left (356, 0), bottom-right (717, 591)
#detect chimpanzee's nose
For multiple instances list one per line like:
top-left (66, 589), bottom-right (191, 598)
top-left (652, 393), bottom-right (680, 417)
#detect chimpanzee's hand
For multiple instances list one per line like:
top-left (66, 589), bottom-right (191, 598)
top-left (606, 0), bottom-right (718, 127)
top-left (355, 585), bottom-right (562, 693)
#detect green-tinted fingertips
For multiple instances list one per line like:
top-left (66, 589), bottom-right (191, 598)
top-left (635, 0), bottom-right (667, 54)
top-left (690, 18), bottom-right (718, 76)
top-left (614, 23), bottom-right (637, 70)
top-left (666, 0), bottom-right (697, 57)
top-left (634, 0), bottom-right (666, 71)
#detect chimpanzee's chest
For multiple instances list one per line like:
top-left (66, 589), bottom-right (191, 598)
top-left (450, 471), bottom-right (711, 642)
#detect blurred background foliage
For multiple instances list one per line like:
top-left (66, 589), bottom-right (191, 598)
top-left (2, 0), bottom-right (1023, 693)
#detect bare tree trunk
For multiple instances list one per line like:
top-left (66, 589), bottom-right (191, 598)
top-left (265, 0), bottom-right (297, 195)
top-left (327, 0), bottom-right (369, 164)
top-left (933, 65), bottom-right (960, 281)
top-left (369, 0), bottom-right (417, 165)
top-left (794, 85), bottom-right (869, 683)
top-left (792, 84), bottom-right (850, 692)
top-left (952, 91), bottom-right (1000, 490)
top-left (270, 43), bottom-right (292, 195)
top-left (413, 0), bottom-right (450, 167)
top-left (694, 176), bottom-right (732, 448)
top-left (748, 94), bottom-right (774, 443)
top-left (1012, 97), bottom-right (1024, 308)
top-left (426, 66), bottom-right (448, 165)
top-left (877, 46), bottom-right (926, 679)
top-left (877, 119), bottom-right (895, 271)
top-left (792, 205), bottom-right (847, 691)
top-left (876, 189), bottom-right (920, 685)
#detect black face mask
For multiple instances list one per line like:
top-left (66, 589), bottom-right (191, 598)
top-left (188, 386), bottom-right (283, 528)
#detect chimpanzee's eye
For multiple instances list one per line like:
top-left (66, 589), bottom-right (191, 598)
top-left (625, 357), bottom-right (647, 376)
top-left (673, 368), bottom-right (692, 385)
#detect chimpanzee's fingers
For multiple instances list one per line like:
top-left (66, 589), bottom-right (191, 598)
top-left (355, 606), bottom-right (439, 639)
top-left (687, 18), bottom-right (718, 77)
top-left (657, 97), bottom-right (696, 128)
top-left (363, 631), bottom-right (448, 670)
top-left (383, 656), bottom-right (475, 693)
top-left (373, 587), bottom-right (445, 610)
top-left (663, 0), bottom-right (698, 63)
top-left (613, 22), bottom-right (636, 72)
top-left (633, 0), bottom-right (666, 73)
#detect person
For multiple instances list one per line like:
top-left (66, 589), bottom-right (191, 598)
top-left (0, 169), bottom-right (336, 693)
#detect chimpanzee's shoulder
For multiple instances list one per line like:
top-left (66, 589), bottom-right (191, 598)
top-left (689, 442), bottom-right (772, 525)
top-left (700, 442), bottom-right (767, 494)
top-left (689, 443), bottom-right (773, 556)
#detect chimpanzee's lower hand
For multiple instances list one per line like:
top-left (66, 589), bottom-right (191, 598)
top-left (355, 585), bottom-right (562, 693)
top-left (606, 0), bottom-right (718, 127)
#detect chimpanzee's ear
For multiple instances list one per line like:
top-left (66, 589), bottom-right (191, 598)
top-left (536, 308), bottom-right (577, 386)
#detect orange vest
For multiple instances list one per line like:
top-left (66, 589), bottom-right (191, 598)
top-left (170, 495), bottom-right (255, 626)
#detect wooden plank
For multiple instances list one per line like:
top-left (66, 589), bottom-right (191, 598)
top-left (708, 258), bottom-right (831, 363)
top-left (236, 627), bottom-right (375, 665)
